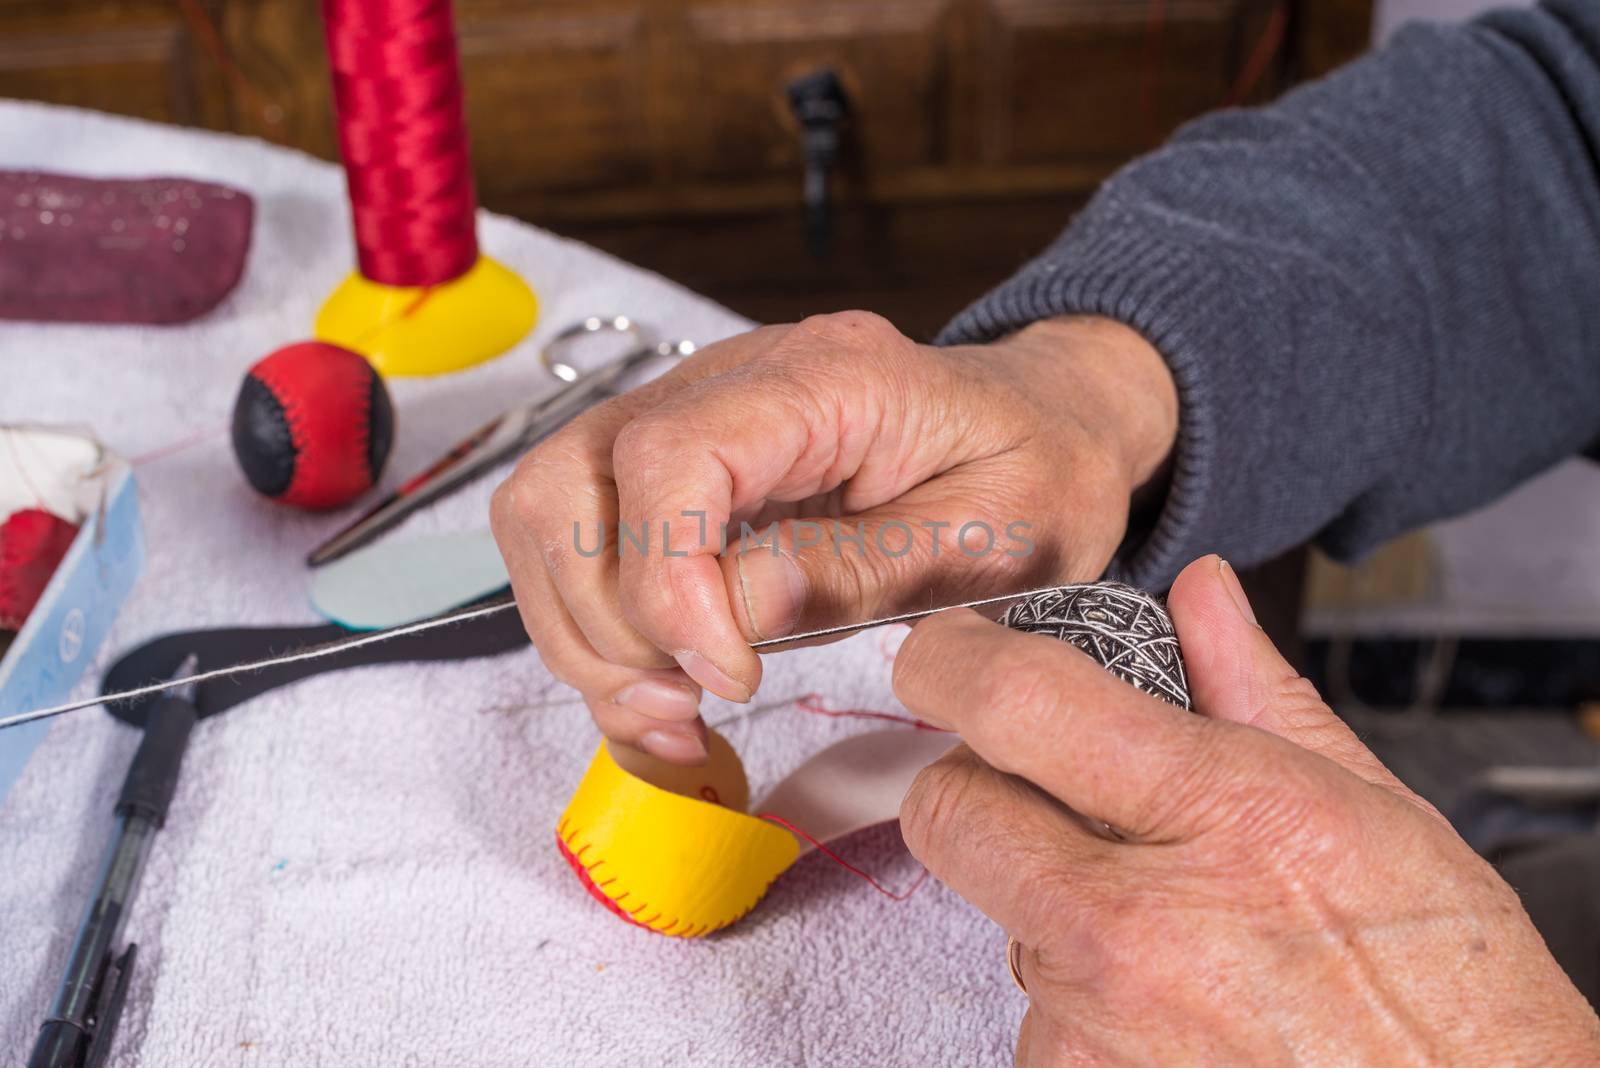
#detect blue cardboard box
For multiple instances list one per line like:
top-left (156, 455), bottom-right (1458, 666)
top-left (0, 450), bottom-right (143, 804)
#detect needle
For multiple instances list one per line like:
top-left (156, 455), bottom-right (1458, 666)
top-left (748, 585), bottom-right (1059, 650)
top-left (0, 586), bottom-right (1056, 732)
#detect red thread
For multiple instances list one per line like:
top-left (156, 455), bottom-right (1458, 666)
top-left (1143, 0), bottom-right (1288, 147)
top-left (321, 0), bottom-right (479, 287)
top-left (129, 423), bottom-right (228, 467)
top-left (178, 0), bottom-right (287, 136)
top-left (554, 831), bottom-right (653, 932)
top-left (0, 509), bottom-right (79, 630)
top-left (792, 693), bottom-right (948, 732)
top-left (1223, 2), bottom-right (1289, 107)
top-left (336, 284), bottom-right (439, 354)
top-left (757, 813), bottom-right (931, 903)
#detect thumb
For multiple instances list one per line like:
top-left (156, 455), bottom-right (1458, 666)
top-left (1168, 555), bottom-right (1405, 791)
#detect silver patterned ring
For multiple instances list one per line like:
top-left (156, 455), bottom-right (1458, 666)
top-left (1006, 936), bottom-right (1028, 995)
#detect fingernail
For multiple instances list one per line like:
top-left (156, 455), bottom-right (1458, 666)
top-left (613, 680), bottom-right (700, 722)
top-left (639, 728), bottom-right (708, 765)
top-left (674, 651), bottom-right (751, 703)
top-left (735, 549), bottom-right (806, 640)
top-left (1219, 559), bottom-right (1259, 627)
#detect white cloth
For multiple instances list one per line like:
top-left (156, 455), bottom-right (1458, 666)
top-left (0, 101), bottom-right (1022, 1066)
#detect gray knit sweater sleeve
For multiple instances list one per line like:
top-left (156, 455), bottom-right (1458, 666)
top-left (939, 1), bottom-right (1600, 588)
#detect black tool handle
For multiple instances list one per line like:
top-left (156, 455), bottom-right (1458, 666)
top-left (82, 943), bottom-right (137, 1068)
top-left (28, 1020), bottom-right (88, 1068)
top-left (32, 945), bottom-right (141, 1068)
top-left (116, 697), bottom-right (197, 826)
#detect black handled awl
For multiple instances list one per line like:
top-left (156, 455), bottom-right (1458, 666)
top-left (28, 655), bottom-right (200, 1068)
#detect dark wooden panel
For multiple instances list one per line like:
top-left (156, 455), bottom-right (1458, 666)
top-left (224, 0), bottom-right (660, 192)
top-left (1297, 0), bottom-right (1373, 78)
top-left (483, 158), bottom-right (1115, 222)
top-left (680, 0), bottom-right (955, 180)
top-left (457, 6), bottom-right (655, 196)
top-left (0, 0), bottom-right (1373, 333)
top-left (979, 0), bottom-right (1256, 165)
top-left (0, 5), bottom-right (224, 129)
top-left (215, 0), bottom-right (328, 151)
top-left (561, 192), bottom-right (1086, 340)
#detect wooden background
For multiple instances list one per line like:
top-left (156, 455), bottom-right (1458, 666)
top-left (0, 0), bottom-right (1371, 337)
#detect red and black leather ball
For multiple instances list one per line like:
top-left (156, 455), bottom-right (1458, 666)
top-left (230, 341), bottom-right (394, 511)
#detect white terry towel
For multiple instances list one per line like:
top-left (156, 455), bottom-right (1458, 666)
top-left (0, 102), bottom-right (1024, 1065)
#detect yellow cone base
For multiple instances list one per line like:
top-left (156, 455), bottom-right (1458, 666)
top-left (314, 254), bottom-right (537, 377)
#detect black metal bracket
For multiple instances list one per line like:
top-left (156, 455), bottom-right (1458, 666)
top-left (786, 68), bottom-right (851, 256)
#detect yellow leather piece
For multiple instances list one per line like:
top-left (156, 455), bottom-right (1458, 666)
top-left (557, 736), bottom-right (800, 938)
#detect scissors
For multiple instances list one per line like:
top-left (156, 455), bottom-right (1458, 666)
top-left (307, 316), bottom-right (695, 567)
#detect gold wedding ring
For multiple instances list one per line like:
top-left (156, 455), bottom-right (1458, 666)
top-left (1006, 935), bottom-right (1028, 995)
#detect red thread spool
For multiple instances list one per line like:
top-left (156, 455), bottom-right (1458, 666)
top-left (322, 0), bottom-right (478, 287)
top-left (0, 509), bottom-right (79, 630)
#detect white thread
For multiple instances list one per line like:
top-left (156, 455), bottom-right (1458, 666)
top-left (0, 581), bottom-right (1189, 731)
top-left (0, 596), bottom-right (519, 731)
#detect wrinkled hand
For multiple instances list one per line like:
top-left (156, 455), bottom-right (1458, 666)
top-left (490, 311), bottom-right (1176, 765)
top-left (896, 555), bottom-right (1600, 1066)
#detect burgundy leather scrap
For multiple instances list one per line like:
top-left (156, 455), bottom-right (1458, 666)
top-left (0, 171), bottom-right (253, 324)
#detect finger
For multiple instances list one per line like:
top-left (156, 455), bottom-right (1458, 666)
top-left (1168, 555), bottom-right (1408, 792)
top-left (1016, 1011), bottom-right (1046, 1067)
top-left (494, 428), bottom-right (667, 672)
top-left (721, 465), bottom-right (1063, 643)
top-left (588, 696), bottom-right (711, 767)
top-left (491, 328), bottom-right (789, 675)
top-left (489, 524), bottom-right (709, 764)
top-left (610, 323), bottom-right (794, 408)
top-left (899, 743), bottom-right (1117, 954)
top-left (612, 312), bottom-right (970, 700)
top-left (894, 608), bottom-right (1242, 840)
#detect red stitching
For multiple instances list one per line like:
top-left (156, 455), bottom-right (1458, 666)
top-left (793, 693), bottom-right (948, 732)
top-left (248, 344), bottom-right (377, 508)
top-left (553, 830), bottom-right (756, 938)
top-left (554, 831), bottom-right (653, 933)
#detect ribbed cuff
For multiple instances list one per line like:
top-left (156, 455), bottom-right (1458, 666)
top-left (936, 216), bottom-right (1253, 589)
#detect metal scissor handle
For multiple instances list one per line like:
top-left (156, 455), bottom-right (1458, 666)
top-left (540, 314), bottom-right (696, 384)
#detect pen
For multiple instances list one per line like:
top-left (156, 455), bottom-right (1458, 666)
top-left (28, 655), bottom-right (200, 1068)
